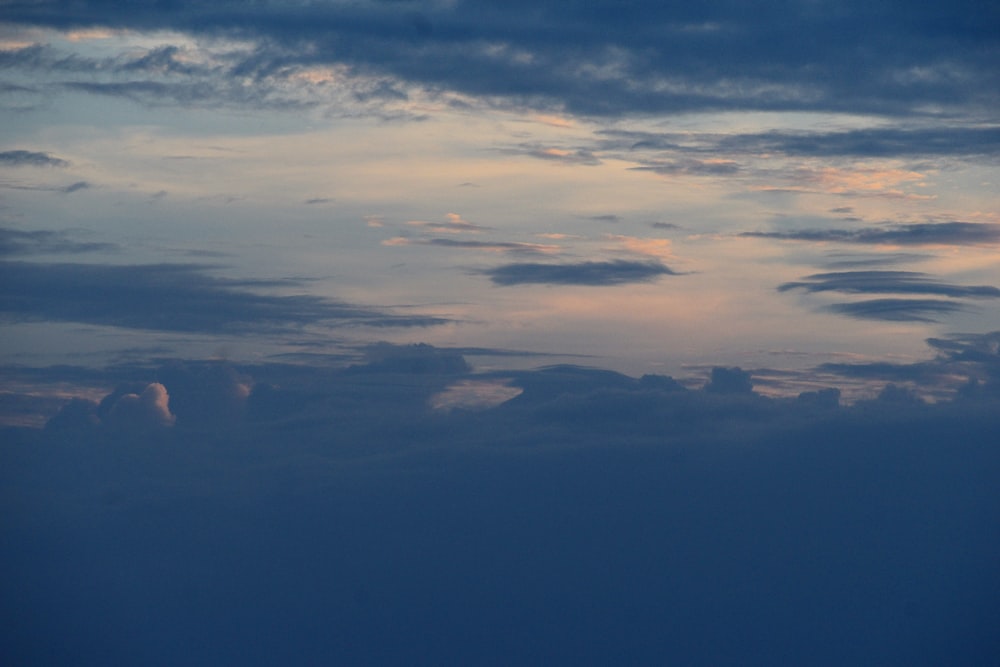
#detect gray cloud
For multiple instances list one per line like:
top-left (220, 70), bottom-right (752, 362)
top-left (779, 271), bottom-right (1000, 299)
top-left (0, 260), bottom-right (448, 334)
top-left (742, 222), bottom-right (1000, 246)
top-left (2, 1), bottom-right (996, 118)
top-left (631, 158), bottom-right (741, 176)
top-left (826, 298), bottom-right (966, 322)
top-left (485, 259), bottom-right (678, 286)
top-left (0, 150), bottom-right (69, 167)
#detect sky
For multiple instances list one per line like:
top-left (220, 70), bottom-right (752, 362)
top-left (1, 1), bottom-right (999, 664)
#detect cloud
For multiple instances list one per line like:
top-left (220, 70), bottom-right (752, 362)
top-left (509, 146), bottom-right (602, 166)
top-left (742, 222), bottom-right (1000, 246)
top-left (826, 298), bottom-right (966, 322)
top-left (716, 126), bottom-right (1000, 158)
top-left (0, 227), bottom-right (117, 256)
top-left (0, 261), bottom-right (448, 334)
top-left (704, 367), bottom-right (754, 395)
top-left (5, 341), bottom-right (1000, 665)
top-left (778, 270), bottom-right (999, 322)
top-left (0, 150), bottom-right (68, 167)
top-left (105, 382), bottom-right (175, 429)
top-left (383, 237), bottom-right (560, 255)
top-left (484, 259), bottom-right (678, 286)
top-left (4, 1), bottom-right (996, 118)
top-left (631, 158), bottom-right (741, 176)
top-left (605, 235), bottom-right (673, 259)
top-left (0, 180), bottom-right (93, 194)
top-left (405, 213), bottom-right (491, 234)
top-left (778, 271), bottom-right (1000, 299)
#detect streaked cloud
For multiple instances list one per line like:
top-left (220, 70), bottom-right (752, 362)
top-left (0, 261), bottom-right (448, 333)
top-left (742, 222), bottom-right (1000, 246)
top-left (825, 298), bottom-right (968, 322)
top-left (779, 271), bottom-right (1000, 299)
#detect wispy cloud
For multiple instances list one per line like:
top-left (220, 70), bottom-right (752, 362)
top-left (406, 213), bottom-right (491, 234)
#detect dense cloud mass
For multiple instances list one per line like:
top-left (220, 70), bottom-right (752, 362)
top-left (3, 342), bottom-right (1000, 664)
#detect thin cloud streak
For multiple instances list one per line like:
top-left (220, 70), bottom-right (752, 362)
top-left (485, 259), bottom-right (679, 286)
top-left (742, 222), bottom-right (1000, 246)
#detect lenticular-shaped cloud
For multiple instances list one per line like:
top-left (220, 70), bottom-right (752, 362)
top-left (826, 298), bottom-right (966, 322)
top-left (485, 259), bottom-right (678, 286)
top-left (779, 271), bottom-right (1000, 299)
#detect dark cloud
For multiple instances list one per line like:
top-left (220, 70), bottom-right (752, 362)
top-left (704, 366), bottom-right (754, 395)
top-left (0, 150), bottom-right (68, 167)
top-left (485, 259), bottom-right (678, 286)
top-left (816, 331), bottom-right (1000, 398)
top-left (3, 340), bottom-right (1000, 664)
top-left (820, 253), bottom-right (933, 269)
top-left (0, 260), bottom-right (448, 334)
top-left (826, 298), bottom-right (966, 322)
top-left (718, 126), bottom-right (1000, 158)
top-left (0, 227), bottom-right (117, 256)
top-left (3, 0), bottom-right (997, 118)
top-left (778, 270), bottom-right (996, 321)
top-left (601, 125), bottom-right (1000, 160)
top-left (741, 222), bottom-right (1000, 246)
top-left (779, 271), bottom-right (1000, 299)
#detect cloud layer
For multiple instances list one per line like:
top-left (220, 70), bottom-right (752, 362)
top-left (3, 0), bottom-right (997, 118)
